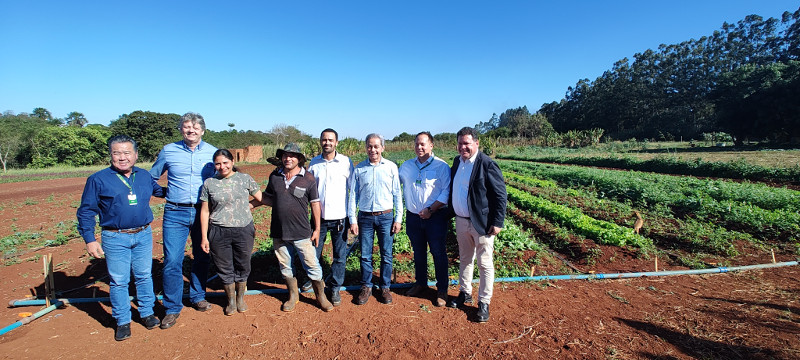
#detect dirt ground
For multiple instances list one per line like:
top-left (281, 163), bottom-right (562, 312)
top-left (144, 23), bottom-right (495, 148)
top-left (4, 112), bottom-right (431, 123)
top-left (1, 164), bottom-right (799, 359)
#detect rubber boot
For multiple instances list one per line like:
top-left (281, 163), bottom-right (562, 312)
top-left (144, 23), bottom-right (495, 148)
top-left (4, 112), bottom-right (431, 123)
top-left (235, 282), bottom-right (248, 313)
top-left (312, 279), bottom-right (333, 312)
top-left (223, 283), bottom-right (237, 316)
top-left (282, 277), bottom-right (299, 312)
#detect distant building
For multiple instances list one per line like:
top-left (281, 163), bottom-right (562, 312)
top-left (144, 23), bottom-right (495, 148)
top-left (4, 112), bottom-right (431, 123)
top-left (230, 145), bottom-right (263, 163)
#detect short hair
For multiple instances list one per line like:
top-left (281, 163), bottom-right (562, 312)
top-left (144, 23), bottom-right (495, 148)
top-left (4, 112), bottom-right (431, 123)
top-left (320, 128), bottom-right (339, 141)
top-left (456, 127), bottom-right (479, 142)
top-left (178, 112), bottom-right (206, 131)
top-left (213, 149), bottom-right (239, 172)
top-left (108, 135), bottom-right (138, 153)
top-left (365, 133), bottom-right (385, 147)
top-left (416, 131), bottom-right (434, 144)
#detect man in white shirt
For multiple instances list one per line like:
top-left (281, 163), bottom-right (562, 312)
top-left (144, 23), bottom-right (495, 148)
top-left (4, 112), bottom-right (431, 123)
top-left (307, 128), bottom-right (353, 307)
top-left (447, 127), bottom-right (507, 323)
top-left (398, 132), bottom-right (451, 307)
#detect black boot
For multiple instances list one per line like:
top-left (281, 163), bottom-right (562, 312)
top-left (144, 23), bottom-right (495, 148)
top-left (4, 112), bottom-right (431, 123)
top-left (223, 283), bottom-right (236, 316)
top-left (235, 282), bottom-right (248, 313)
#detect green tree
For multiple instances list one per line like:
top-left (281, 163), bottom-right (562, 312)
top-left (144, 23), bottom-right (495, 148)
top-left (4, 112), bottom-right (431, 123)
top-left (29, 126), bottom-right (111, 168)
top-left (540, 8), bottom-right (799, 140)
top-left (391, 132), bottom-right (415, 142)
top-left (0, 114), bottom-right (52, 170)
top-left (475, 113), bottom-right (499, 134)
top-left (109, 110), bottom-right (181, 160)
top-left (204, 129), bottom-right (273, 149)
top-left (32, 107), bottom-right (52, 121)
top-left (66, 111), bottom-right (87, 127)
top-left (713, 61), bottom-right (800, 144)
top-left (268, 123), bottom-right (310, 146)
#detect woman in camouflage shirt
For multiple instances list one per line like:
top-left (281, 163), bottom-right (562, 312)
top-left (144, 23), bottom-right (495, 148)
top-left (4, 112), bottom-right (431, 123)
top-left (199, 149), bottom-right (262, 315)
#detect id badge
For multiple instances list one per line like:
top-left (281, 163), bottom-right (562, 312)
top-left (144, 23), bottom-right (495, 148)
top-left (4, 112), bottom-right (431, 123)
top-left (128, 194), bottom-right (138, 205)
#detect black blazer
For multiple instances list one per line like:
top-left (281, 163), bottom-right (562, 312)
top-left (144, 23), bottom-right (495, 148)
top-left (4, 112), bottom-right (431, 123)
top-left (448, 151), bottom-right (507, 236)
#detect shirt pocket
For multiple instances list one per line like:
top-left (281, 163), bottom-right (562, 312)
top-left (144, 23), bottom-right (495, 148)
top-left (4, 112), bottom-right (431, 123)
top-left (292, 186), bottom-right (307, 199)
top-left (423, 170), bottom-right (438, 186)
top-left (355, 168), bottom-right (371, 186)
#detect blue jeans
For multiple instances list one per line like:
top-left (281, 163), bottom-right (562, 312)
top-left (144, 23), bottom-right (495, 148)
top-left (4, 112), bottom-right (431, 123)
top-left (101, 226), bottom-right (156, 326)
top-left (358, 212), bottom-right (394, 289)
top-left (315, 218), bottom-right (351, 291)
top-left (405, 210), bottom-right (449, 292)
top-left (161, 203), bottom-right (210, 314)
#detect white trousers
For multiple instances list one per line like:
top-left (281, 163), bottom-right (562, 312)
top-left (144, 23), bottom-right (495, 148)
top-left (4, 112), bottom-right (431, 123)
top-left (455, 216), bottom-right (495, 304)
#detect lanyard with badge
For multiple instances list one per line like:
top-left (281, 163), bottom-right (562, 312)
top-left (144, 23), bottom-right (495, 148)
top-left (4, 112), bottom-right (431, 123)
top-left (116, 173), bottom-right (138, 205)
top-left (415, 158), bottom-right (432, 185)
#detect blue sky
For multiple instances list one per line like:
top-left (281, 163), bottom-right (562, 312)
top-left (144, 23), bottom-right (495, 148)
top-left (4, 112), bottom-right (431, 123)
top-left (1, 1), bottom-right (797, 139)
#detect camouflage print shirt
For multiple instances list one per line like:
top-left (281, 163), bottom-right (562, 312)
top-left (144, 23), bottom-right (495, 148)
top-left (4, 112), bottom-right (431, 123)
top-left (200, 171), bottom-right (260, 227)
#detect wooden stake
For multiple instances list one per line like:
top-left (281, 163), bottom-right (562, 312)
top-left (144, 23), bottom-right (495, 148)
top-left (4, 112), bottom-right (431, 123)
top-left (771, 249), bottom-right (776, 264)
top-left (654, 257), bottom-right (659, 272)
top-left (42, 255), bottom-right (55, 307)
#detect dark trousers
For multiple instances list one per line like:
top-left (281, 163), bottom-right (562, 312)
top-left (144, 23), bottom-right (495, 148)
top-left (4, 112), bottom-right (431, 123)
top-left (208, 222), bottom-right (255, 284)
top-left (406, 210), bottom-right (449, 291)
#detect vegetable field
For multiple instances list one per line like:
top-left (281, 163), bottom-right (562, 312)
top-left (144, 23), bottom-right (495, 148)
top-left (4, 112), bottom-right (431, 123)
top-left (499, 158), bottom-right (800, 271)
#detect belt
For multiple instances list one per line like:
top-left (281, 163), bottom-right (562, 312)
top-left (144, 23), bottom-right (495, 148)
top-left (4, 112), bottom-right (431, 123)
top-left (167, 200), bottom-right (196, 207)
top-left (455, 215), bottom-right (470, 220)
top-left (102, 224), bottom-right (149, 234)
top-left (360, 209), bottom-right (392, 216)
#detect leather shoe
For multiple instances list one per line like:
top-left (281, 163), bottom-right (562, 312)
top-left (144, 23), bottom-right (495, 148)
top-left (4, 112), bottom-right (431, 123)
top-left (191, 300), bottom-right (212, 312)
top-left (114, 323), bottom-right (131, 341)
top-left (356, 285), bottom-right (371, 305)
top-left (160, 313), bottom-right (180, 329)
top-left (476, 301), bottom-right (490, 323)
top-left (330, 289), bottom-right (342, 307)
top-left (140, 315), bottom-right (160, 330)
top-left (405, 284), bottom-right (428, 297)
top-left (380, 288), bottom-right (393, 305)
top-left (435, 291), bottom-right (447, 307)
top-left (447, 291), bottom-right (473, 308)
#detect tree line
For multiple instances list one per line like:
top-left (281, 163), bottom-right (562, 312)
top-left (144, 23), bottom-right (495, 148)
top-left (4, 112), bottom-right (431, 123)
top-left (479, 7), bottom-right (800, 145)
top-left (0, 110), bottom-right (313, 171)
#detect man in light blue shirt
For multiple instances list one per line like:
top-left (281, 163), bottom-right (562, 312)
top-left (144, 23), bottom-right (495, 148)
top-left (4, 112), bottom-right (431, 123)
top-left (398, 131), bottom-right (451, 307)
top-left (348, 133), bottom-right (403, 305)
top-left (149, 112), bottom-right (217, 329)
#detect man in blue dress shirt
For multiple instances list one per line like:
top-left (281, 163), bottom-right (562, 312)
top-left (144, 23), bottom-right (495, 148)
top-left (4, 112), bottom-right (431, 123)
top-left (77, 135), bottom-right (166, 341)
top-left (398, 131), bottom-right (451, 307)
top-left (149, 112), bottom-right (217, 329)
top-left (348, 133), bottom-right (403, 305)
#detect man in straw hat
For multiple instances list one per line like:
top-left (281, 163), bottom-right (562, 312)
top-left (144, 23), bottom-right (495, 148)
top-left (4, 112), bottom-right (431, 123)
top-left (253, 143), bottom-right (333, 312)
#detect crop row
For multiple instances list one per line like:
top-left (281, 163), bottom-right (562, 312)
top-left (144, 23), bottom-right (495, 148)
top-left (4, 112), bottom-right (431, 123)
top-left (506, 185), bottom-right (653, 249)
top-left (499, 160), bottom-right (799, 212)
top-left (496, 153), bottom-right (800, 183)
top-left (504, 174), bottom-right (745, 256)
top-left (500, 160), bottom-right (800, 241)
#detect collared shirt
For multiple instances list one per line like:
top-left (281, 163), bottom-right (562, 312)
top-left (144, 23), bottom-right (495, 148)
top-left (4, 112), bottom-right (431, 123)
top-left (308, 152), bottom-right (352, 220)
top-left (149, 140), bottom-right (217, 204)
top-left (77, 166), bottom-right (166, 243)
top-left (265, 167), bottom-right (320, 240)
top-left (398, 154), bottom-right (450, 214)
top-left (452, 151), bottom-right (479, 218)
top-left (348, 157), bottom-right (403, 223)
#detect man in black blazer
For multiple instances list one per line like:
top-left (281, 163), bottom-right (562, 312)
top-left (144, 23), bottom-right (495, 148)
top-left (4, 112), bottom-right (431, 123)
top-left (446, 126), bottom-right (507, 323)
